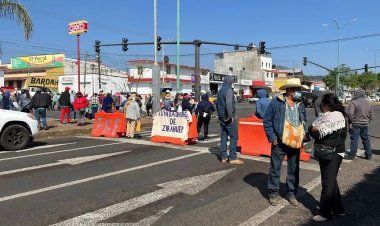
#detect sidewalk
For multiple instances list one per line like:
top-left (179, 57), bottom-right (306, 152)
top-left (36, 117), bottom-right (153, 139)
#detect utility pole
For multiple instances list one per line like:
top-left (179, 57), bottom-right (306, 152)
top-left (97, 53), bottom-right (101, 91)
top-left (176, 0), bottom-right (180, 92)
top-left (84, 51), bottom-right (87, 94)
top-left (194, 40), bottom-right (201, 102)
top-left (152, 0), bottom-right (160, 113)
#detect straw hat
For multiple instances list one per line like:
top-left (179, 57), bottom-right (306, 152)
top-left (279, 78), bottom-right (309, 90)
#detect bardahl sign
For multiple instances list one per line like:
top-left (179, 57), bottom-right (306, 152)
top-left (68, 20), bottom-right (88, 35)
top-left (209, 72), bottom-right (238, 83)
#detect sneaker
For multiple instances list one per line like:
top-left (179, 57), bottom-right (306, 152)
top-left (44, 127), bottom-right (49, 130)
top-left (287, 196), bottom-right (298, 206)
top-left (344, 155), bottom-right (356, 160)
top-left (331, 211), bottom-right (346, 216)
top-left (204, 138), bottom-right (208, 141)
top-left (229, 159), bottom-right (244, 165)
top-left (221, 159), bottom-right (228, 164)
top-left (59, 123), bottom-right (65, 126)
top-left (312, 215), bottom-right (328, 222)
top-left (269, 196), bottom-right (279, 206)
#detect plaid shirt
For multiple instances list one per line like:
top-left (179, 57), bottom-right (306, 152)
top-left (285, 101), bottom-right (300, 126)
top-left (89, 95), bottom-right (100, 106)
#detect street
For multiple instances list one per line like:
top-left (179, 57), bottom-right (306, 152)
top-left (0, 103), bottom-right (379, 226)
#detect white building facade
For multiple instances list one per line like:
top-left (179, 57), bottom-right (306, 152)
top-left (128, 60), bottom-right (210, 95)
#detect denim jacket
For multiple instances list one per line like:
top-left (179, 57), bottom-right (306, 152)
top-left (263, 94), bottom-right (306, 143)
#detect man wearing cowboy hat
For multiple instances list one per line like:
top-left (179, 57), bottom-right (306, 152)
top-left (264, 78), bottom-right (308, 206)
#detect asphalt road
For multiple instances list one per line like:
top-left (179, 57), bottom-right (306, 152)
top-left (1, 103), bottom-right (379, 226)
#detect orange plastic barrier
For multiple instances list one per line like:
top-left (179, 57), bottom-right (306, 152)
top-left (151, 114), bottom-right (198, 145)
top-left (237, 114), bottom-right (310, 162)
top-left (238, 114), bottom-right (271, 157)
top-left (91, 111), bottom-right (127, 138)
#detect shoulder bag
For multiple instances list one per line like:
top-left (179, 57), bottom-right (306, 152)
top-left (313, 129), bottom-right (342, 161)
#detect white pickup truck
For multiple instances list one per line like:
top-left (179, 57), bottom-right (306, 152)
top-left (0, 110), bottom-right (39, 151)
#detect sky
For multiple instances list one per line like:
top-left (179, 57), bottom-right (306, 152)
top-left (1, 0), bottom-right (380, 76)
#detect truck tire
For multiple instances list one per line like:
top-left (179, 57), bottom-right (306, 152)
top-left (0, 124), bottom-right (30, 151)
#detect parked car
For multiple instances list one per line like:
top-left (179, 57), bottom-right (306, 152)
top-left (0, 109), bottom-right (39, 151)
top-left (28, 86), bottom-right (52, 97)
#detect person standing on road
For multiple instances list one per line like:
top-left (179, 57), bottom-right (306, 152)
top-left (195, 93), bottom-right (215, 141)
top-left (263, 78), bottom-right (307, 206)
top-left (89, 93), bottom-right (100, 119)
top-left (18, 89), bottom-right (31, 113)
top-left (59, 87), bottom-right (72, 125)
top-left (145, 94), bottom-right (153, 118)
top-left (73, 92), bottom-right (89, 126)
top-left (182, 94), bottom-right (195, 114)
top-left (113, 92), bottom-right (122, 111)
top-left (125, 96), bottom-right (141, 138)
top-left (216, 75), bottom-right (244, 165)
top-left (101, 93), bottom-right (114, 113)
top-left (344, 89), bottom-right (374, 160)
top-left (29, 88), bottom-right (50, 130)
top-left (308, 93), bottom-right (347, 222)
top-left (255, 89), bottom-right (271, 119)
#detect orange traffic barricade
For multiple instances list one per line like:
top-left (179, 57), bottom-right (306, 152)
top-left (238, 114), bottom-right (271, 157)
top-left (237, 114), bottom-right (310, 162)
top-left (151, 112), bottom-right (198, 145)
top-left (91, 111), bottom-right (126, 138)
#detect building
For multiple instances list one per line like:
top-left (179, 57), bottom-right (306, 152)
top-left (127, 60), bottom-right (210, 95)
top-left (213, 50), bottom-right (274, 97)
top-left (1, 54), bottom-right (128, 94)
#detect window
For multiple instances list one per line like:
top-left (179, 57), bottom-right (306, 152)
top-left (266, 72), bottom-right (269, 78)
top-left (266, 62), bottom-right (268, 68)
top-left (271, 73), bottom-right (274, 78)
top-left (262, 62), bottom-right (263, 67)
top-left (269, 63), bottom-right (271, 68)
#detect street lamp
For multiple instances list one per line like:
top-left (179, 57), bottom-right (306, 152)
top-left (332, 18), bottom-right (357, 97)
top-left (366, 48), bottom-right (380, 74)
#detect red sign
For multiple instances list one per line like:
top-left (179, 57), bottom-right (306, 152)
top-left (68, 20), bottom-right (88, 35)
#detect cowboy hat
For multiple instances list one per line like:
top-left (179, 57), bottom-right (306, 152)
top-left (279, 78), bottom-right (309, 90)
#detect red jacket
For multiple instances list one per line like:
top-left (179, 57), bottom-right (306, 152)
top-left (73, 96), bottom-right (89, 110)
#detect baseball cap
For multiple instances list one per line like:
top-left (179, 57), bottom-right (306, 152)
top-left (65, 86), bottom-right (70, 91)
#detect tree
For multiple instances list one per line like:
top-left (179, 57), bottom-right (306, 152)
top-left (0, 0), bottom-right (33, 40)
top-left (358, 72), bottom-right (378, 93)
top-left (322, 64), bottom-right (351, 91)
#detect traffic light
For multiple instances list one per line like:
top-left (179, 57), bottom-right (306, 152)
top-left (303, 57), bottom-right (307, 66)
top-left (259, 41), bottom-right (266, 54)
top-left (164, 55), bottom-right (169, 64)
top-left (247, 43), bottom-right (254, 51)
top-left (122, 38), bottom-right (128, 52)
top-left (156, 35), bottom-right (162, 51)
top-left (94, 40), bottom-right (100, 53)
top-left (365, 64), bottom-right (368, 72)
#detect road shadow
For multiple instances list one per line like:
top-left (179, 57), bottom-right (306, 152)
top-left (243, 172), bottom-right (318, 212)
top-left (28, 140), bottom-right (48, 147)
top-left (301, 165), bottom-right (380, 226)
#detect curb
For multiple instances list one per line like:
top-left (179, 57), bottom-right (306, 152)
top-left (35, 122), bottom-right (153, 139)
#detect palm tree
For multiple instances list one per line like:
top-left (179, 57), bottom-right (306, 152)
top-left (0, 0), bottom-right (33, 40)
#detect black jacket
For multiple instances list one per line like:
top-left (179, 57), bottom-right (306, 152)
top-left (29, 92), bottom-right (50, 109)
top-left (59, 91), bottom-right (71, 107)
top-left (308, 125), bottom-right (347, 154)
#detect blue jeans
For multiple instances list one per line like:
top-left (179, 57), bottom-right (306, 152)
top-left (268, 142), bottom-right (300, 197)
top-left (219, 118), bottom-right (238, 161)
top-left (349, 125), bottom-right (372, 157)
top-left (91, 106), bottom-right (98, 118)
top-left (34, 107), bottom-right (47, 128)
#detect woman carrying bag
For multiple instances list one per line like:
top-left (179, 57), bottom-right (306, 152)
top-left (308, 93), bottom-right (347, 222)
